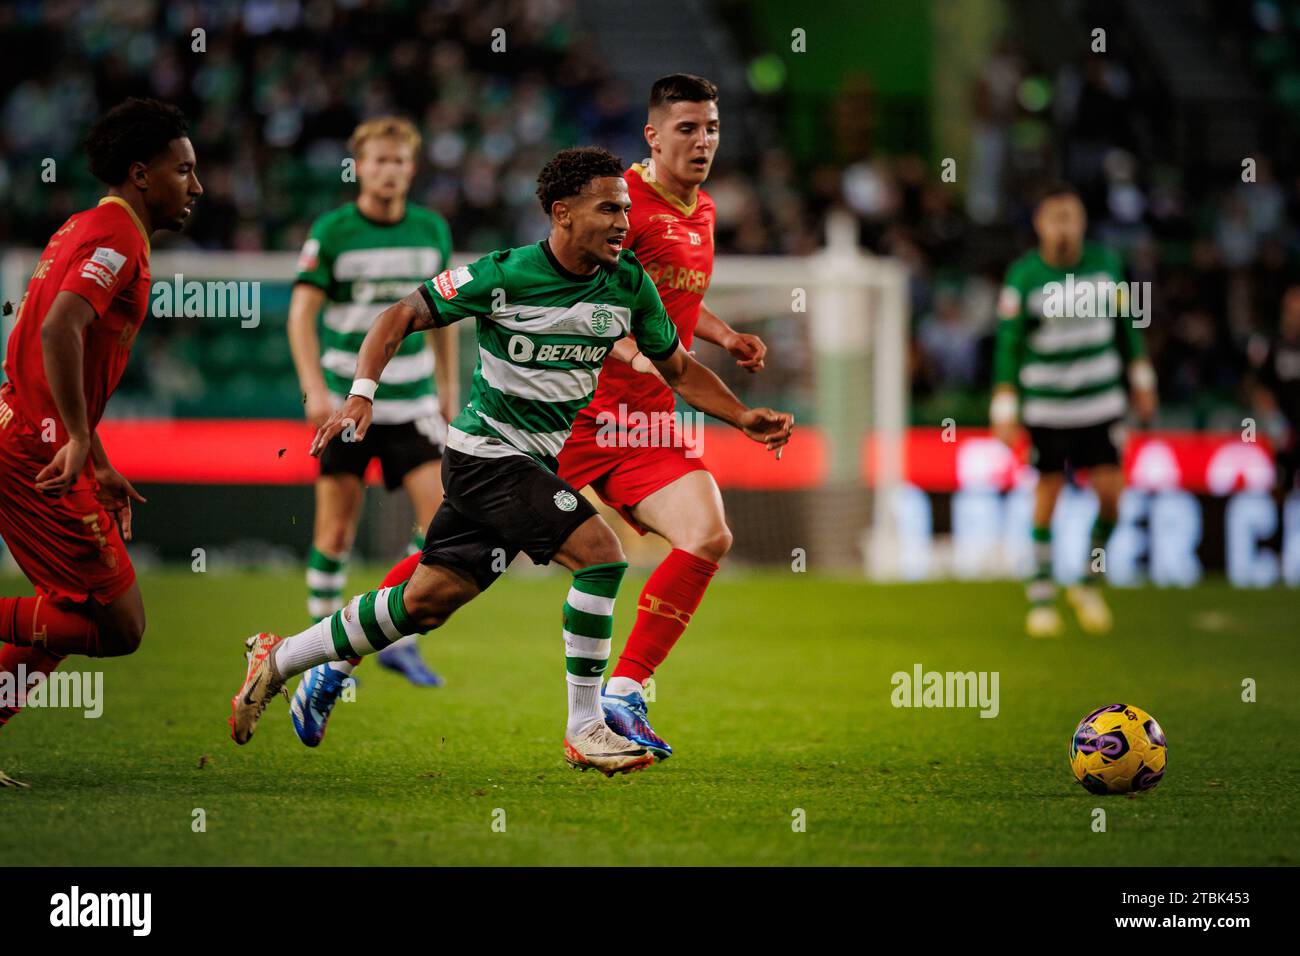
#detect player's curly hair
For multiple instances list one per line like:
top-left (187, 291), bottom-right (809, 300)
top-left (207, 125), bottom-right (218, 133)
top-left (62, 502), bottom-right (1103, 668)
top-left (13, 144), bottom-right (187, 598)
top-left (535, 146), bottom-right (625, 217)
top-left (84, 98), bottom-right (189, 186)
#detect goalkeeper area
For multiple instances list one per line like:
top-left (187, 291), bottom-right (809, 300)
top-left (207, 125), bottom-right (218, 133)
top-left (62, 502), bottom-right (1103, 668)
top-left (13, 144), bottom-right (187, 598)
top-left (2, 568), bottom-right (1294, 866)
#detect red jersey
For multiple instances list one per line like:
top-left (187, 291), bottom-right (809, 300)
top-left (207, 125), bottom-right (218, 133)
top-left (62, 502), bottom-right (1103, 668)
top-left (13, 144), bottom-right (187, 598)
top-left (0, 197), bottom-right (151, 460)
top-left (577, 163), bottom-right (716, 421)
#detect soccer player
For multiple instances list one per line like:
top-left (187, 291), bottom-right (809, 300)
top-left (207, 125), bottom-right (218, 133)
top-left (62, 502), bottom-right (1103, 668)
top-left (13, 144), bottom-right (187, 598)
top-left (0, 99), bottom-right (202, 787)
top-left (990, 182), bottom-right (1157, 638)
top-left (287, 117), bottom-right (457, 737)
top-left (229, 147), bottom-right (793, 776)
top-left (1251, 284), bottom-right (1300, 495)
top-left (557, 74), bottom-right (766, 759)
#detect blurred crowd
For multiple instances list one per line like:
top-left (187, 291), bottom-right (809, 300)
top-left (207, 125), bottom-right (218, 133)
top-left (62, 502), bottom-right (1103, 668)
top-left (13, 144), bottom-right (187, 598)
top-left (1, 0), bottom-right (1296, 429)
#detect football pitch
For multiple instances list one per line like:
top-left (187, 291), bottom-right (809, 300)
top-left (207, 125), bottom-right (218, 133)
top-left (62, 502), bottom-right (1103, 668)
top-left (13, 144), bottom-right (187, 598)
top-left (2, 569), bottom-right (1296, 866)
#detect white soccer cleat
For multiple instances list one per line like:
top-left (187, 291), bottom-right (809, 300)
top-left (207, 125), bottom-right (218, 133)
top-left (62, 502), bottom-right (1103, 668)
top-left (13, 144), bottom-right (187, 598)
top-left (229, 633), bottom-right (287, 745)
top-left (0, 769), bottom-right (30, 789)
top-left (1067, 586), bottom-right (1113, 635)
top-left (563, 721), bottom-right (655, 777)
top-left (1026, 605), bottom-right (1063, 639)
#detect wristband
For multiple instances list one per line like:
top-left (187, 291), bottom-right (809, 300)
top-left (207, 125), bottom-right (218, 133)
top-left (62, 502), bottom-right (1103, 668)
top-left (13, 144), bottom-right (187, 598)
top-left (1129, 361), bottom-right (1156, 391)
top-left (990, 391), bottom-right (1018, 426)
top-left (348, 378), bottom-right (378, 403)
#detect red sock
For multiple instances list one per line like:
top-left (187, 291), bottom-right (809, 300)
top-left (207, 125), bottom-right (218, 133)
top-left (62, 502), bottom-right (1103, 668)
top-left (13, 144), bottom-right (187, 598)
top-left (0, 643), bottom-right (65, 729)
top-left (0, 596), bottom-right (103, 656)
top-left (382, 551), bottom-right (423, 588)
top-left (611, 549), bottom-right (718, 684)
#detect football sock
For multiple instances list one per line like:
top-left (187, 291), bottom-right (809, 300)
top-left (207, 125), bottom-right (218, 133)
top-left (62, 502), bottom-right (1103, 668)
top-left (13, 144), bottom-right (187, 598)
top-left (307, 547), bottom-right (348, 623)
top-left (0, 643), bottom-right (65, 729)
top-left (407, 527), bottom-right (426, 556)
top-left (1088, 516), bottom-right (1116, 585)
top-left (273, 582), bottom-right (416, 679)
top-left (1027, 526), bottom-right (1055, 606)
top-left (610, 549), bottom-right (717, 685)
top-left (375, 551), bottom-right (428, 658)
top-left (564, 562), bottom-right (626, 736)
top-left (0, 596), bottom-right (105, 656)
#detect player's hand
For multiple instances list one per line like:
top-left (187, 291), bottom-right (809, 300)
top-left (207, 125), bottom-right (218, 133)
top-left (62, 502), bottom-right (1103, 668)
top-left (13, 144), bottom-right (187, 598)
top-left (1131, 386), bottom-right (1157, 425)
top-left (34, 435), bottom-right (91, 497)
top-left (739, 407), bottom-right (794, 455)
top-left (992, 419), bottom-right (1021, 448)
top-left (630, 350), bottom-right (668, 384)
top-left (304, 386), bottom-right (335, 429)
top-left (310, 395), bottom-right (373, 457)
top-left (93, 465), bottom-right (147, 541)
top-left (725, 331), bottom-right (767, 373)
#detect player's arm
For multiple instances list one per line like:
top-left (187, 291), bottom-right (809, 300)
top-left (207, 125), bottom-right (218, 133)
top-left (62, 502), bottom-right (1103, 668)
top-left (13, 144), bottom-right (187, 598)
top-left (287, 282), bottom-right (331, 427)
top-left (429, 323), bottom-right (459, 422)
top-left (694, 302), bottom-right (767, 372)
top-left (990, 274), bottom-right (1026, 447)
top-left (309, 287), bottom-right (437, 456)
top-left (651, 344), bottom-right (792, 453)
top-left (33, 290), bottom-right (98, 495)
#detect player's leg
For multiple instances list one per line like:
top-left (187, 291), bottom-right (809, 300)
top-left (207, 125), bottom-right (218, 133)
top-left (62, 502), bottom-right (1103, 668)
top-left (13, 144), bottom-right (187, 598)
top-left (1027, 470), bottom-right (1066, 637)
top-left (374, 454), bottom-right (446, 685)
top-left (550, 514), bottom-right (654, 775)
top-left (1066, 462), bottom-right (1122, 635)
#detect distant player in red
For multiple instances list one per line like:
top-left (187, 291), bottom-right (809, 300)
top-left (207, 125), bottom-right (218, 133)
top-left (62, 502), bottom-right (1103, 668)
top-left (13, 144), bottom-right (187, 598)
top-left (556, 74), bottom-right (768, 757)
top-left (0, 99), bottom-right (202, 786)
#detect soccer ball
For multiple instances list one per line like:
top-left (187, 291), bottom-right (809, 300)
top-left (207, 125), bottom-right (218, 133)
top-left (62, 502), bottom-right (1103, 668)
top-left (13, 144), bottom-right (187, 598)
top-left (1069, 703), bottom-right (1167, 795)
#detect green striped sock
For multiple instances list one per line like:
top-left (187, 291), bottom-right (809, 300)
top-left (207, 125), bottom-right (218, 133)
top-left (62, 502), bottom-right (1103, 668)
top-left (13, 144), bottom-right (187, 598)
top-left (307, 547), bottom-right (348, 623)
top-left (407, 527), bottom-right (426, 557)
top-left (1027, 526), bottom-right (1055, 606)
top-left (274, 582), bottom-right (418, 678)
top-left (1088, 516), bottom-right (1116, 583)
top-left (564, 562), bottom-right (627, 735)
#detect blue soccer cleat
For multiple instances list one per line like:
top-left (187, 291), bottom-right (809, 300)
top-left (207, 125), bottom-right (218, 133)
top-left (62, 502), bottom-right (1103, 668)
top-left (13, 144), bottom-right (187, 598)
top-left (602, 689), bottom-right (672, 761)
top-left (289, 664), bottom-right (351, 747)
top-left (376, 639), bottom-right (444, 687)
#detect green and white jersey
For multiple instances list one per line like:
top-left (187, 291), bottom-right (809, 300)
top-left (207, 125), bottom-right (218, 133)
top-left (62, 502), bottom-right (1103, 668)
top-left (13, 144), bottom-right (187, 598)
top-left (419, 241), bottom-right (679, 465)
top-left (993, 242), bottom-right (1145, 428)
top-left (296, 202), bottom-right (453, 424)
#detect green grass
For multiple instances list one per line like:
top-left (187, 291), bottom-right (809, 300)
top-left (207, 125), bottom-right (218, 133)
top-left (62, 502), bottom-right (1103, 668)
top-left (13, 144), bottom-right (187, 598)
top-left (1, 569), bottom-right (1297, 865)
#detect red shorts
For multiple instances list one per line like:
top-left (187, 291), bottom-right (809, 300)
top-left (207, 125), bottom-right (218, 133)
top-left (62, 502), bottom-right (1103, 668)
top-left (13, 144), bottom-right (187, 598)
top-left (558, 413), bottom-right (708, 534)
top-left (0, 423), bottom-right (135, 607)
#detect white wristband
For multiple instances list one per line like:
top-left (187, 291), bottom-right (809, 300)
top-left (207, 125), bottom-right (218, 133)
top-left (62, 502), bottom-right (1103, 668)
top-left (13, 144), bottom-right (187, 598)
top-left (348, 378), bottom-right (378, 402)
top-left (990, 391), bottom-right (1018, 426)
top-left (1130, 361), bottom-right (1156, 391)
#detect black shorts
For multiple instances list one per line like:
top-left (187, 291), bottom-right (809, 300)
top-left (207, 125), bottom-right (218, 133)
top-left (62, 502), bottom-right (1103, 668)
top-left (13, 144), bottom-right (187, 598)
top-left (319, 419), bottom-right (444, 491)
top-left (420, 448), bottom-right (598, 591)
top-left (1027, 419), bottom-right (1123, 474)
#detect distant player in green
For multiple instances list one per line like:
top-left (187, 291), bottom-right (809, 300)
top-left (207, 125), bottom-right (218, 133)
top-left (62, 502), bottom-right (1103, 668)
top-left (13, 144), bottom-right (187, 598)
top-left (231, 147), bottom-right (794, 774)
top-left (287, 117), bottom-right (457, 691)
top-left (991, 183), bottom-right (1157, 637)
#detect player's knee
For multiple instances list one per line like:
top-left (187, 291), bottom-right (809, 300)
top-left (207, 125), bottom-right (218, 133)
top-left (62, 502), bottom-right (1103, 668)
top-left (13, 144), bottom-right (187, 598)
top-left (587, 530), bottom-right (625, 567)
top-left (698, 524), bottom-right (733, 562)
top-left (402, 577), bottom-right (468, 632)
top-left (100, 618), bottom-right (145, 657)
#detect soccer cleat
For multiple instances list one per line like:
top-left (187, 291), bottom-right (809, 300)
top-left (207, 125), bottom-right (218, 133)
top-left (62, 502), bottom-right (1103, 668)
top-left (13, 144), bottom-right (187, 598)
top-left (0, 769), bottom-right (30, 789)
top-left (602, 689), bottom-right (672, 761)
top-left (1026, 604), bottom-right (1063, 638)
top-left (563, 721), bottom-right (655, 777)
top-left (229, 633), bottom-right (286, 745)
top-left (376, 640), bottom-right (444, 687)
top-left (290, 664), bottom-right (351, 747)
top-left (1067, 586), bottom-right (1113, 635)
